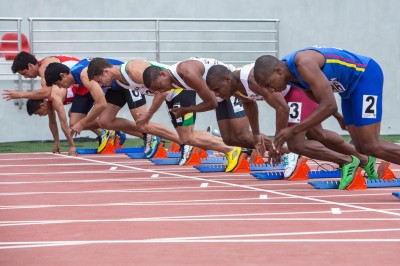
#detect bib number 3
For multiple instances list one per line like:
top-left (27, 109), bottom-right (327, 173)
top-left (288, 102), bottom-right (302, 123)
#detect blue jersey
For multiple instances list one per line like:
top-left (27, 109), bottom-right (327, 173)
top-left (282, 46), bottom-right (371, 99)
top-left (70, 58), bottom-right (124, 90)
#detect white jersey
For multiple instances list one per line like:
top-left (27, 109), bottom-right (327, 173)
top-left (117, 60), bottom-right (178, 101)
top-left (169, 57), bottom-right (236, 102)
top-left (239, 63), bottom-right (291, 99)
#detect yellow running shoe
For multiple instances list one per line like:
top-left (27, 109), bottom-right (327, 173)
top-left (97, 130), bottom-right (115, 153)
top-left (225, 146), bottom-right (242, 172)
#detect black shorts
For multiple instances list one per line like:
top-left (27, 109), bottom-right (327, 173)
top-left (166, 90), bottom-right (197, 128)
top-left (70, 93), bottom-right (94, 114)
top-left (105, 88), bottom-right (146, 109)
top-left (216, 96), bottom-right (246, 121)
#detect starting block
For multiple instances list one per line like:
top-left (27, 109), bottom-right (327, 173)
top-left (378, 161), bottom-right (396, 180)
top-left (167, 152), bottom-right (181, 158)
top-left (251, 167), bottom-right (341, 181)
top-left (309, 167), bottom-right (400, 190)
top-left (392, 192), bottom-right (400, 199)
top-left (126, 153), bottom-right (146, 159)
top-left (76, 146), bottom-right (144, 154)
top-left (194, 153), bottom-right (250, 173)
top-left (150, 158), bottom-right (180, 165)
top-left (168, 142), bottom-right (181, 153)
top-left (201, 157), bottom-right (227, 164)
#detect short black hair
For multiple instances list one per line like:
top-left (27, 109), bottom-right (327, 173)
top-left (206, 65), bottom-right (231, 86)
top-left (11, 51), bottom-right (38, 73)
top-left (45, 62), bottom-right (70, 86)
top-left (87, 57), bottom-right (112, 80)
top-left (26, 99), bottom-right (44, 116)
top-left (253, 55), bottom-right (279, 84)
top-left (142, 66), bottom-right (162, 88)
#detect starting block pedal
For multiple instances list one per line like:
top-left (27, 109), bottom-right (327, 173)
top-left (392, 192), bottom-right (400, 199)
top-left (251, 168), bottom-right (341, 181)
top-left (150, 158), bottom-right (180, 165)
top-left (126, 153), bottom-right (146, 159)
top-left (168, 142), bottom-right (181, 153)
top-left (378, 161), bottom-right (396, 180)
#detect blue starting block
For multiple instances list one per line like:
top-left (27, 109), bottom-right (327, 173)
top-left (309, 178), bottom-right (400, 189)
top-left (150, 158), bottom-right (180, 165)
top-left (252, 172), bottom-right (284, 180)
top-left (251, 169), bottom-right (340, 180)
top-left (194, 164), bottom-right (226, 172)
top-left (126, 153), bottom-right (146, 159)
top-left (167, 152), bottom-right (181, 158)
top-left (251, 163), bottom-right (284, 171)
top-left (76, 147), bottom-right (144, 154)
top-left (201, 157), bottom-right (227, 164)
top-left (392, 192), bottom-right (400, 199)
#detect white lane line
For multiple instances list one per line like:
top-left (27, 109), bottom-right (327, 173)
top-left (109, 166), bottom-right (118, 171)
top-left (153, 227), bottom-right (400, 241)
top-left (259, 194), bottom-right (268, 199)
top-left (200, 183), bottom-right (208, 187)
top-left (331, 208), bottom-right (342, 214)
top-left (151, 174), bottom-right (159, 178)
top-left (51, 153), bottom-right (400, 218)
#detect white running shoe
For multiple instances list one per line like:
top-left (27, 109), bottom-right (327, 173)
top-left (143, 134), bottom-right (153, 155)
top-left (179, 144), bottom-right (194, 165)
top-left (283, 152), bottom-right (299, 178)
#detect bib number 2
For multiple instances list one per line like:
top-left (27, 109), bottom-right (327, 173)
top-left (362, 95), bottom-right (377, 118)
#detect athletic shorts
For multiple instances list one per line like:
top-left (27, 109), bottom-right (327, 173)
top-left (70, 92), bottom-right (94, 114)
top-left (166, 90), bottom-right (196, 128)
top-left (341, 59), bottom-right (383, 127)
top-left (216, 96), bottom-right (246, 121)
top-left (105, 89), bottom-right (146, 109)
top-left (284, 86), bottom-right (318, 127)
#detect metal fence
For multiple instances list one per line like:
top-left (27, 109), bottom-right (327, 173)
top-left (0, 17), bottom-right (23, 108)
top-left (28, 18), bottom-right (280, 65)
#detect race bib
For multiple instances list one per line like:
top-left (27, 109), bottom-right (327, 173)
top-left (362, 95), bottom-right (378, 118)
top-left (288, 102), bottom-right (302, 123)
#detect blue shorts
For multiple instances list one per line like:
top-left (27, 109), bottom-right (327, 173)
top-left (341, 59), bottom-right (383, 127)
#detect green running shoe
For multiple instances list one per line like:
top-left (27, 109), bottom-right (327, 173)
top-left (339, 155), bottom-right (360, 190)
top-left (361, 156), bottom-right (378, 180)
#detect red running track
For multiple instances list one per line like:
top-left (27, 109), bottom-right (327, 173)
top-left (0, 152), bottom-right (399, 266)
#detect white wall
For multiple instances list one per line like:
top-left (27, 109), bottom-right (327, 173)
top-left (1, 0), bottom-right (399, 142)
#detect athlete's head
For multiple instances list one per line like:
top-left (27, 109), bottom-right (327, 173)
top-left (11, 51), bottom-right (39, 78)
top-left (254, 55), bottom-right (287, 92)
top-left (87, 57), bottom-right (114, 86)
top-left (143, 66), bottom-right (172, 93)
top-left (26, 99), bottom-right (49, 116)
top-left (206, 65), bottom-right (234, 100)
top-left (45, 63), bottom-right (73, 88)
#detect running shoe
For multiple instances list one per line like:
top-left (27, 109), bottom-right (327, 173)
top-left (361, 156), bottom-right (378, 180)
top-left (115, 131), bottom-right (126, 146)
top-left (179, 144), bottom-right (194, 165)
top-left (225, 146), bottom-right (242, 172)
top-left (338, 155), bottom-right (361, 190)
top-left (97, 130), bottom-right (113, 153)
top-left (143, 134), bottom-right (152, 155)
top-left (145, 136), bottom-right (161, 158)
top-left (282, 152), bottom-right (299, 178)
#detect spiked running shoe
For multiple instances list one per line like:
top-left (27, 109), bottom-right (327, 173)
top-left (143, 134), bottom-right (152, 155)
top-left (225, 146), bottom-right (242, 172)
top-left (361, 156), bottom-right (378, 180)
top-left (179, 144), bottom-right (194, 165)
top-left (283, 152), bottom-right (299, 179)
top-left (338, 155), bottom-right (361, 190)
top-left (145, 136), bottom-right (161, 158)
top-left (97, 130), bottom-right (113, 153)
